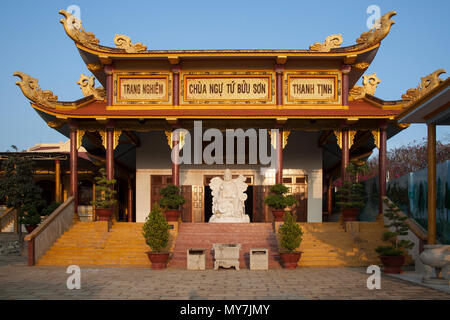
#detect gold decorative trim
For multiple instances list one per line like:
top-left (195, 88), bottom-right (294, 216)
top-left (59, 10), bottom-right (100, 50)
top-left (77, 74), bottom-right (106, 101)
top-left (401, 69), bottom-right (446, 102)
top-left (86, 63), bottom-right (102, 72)
top-left (14, 72), bottom-right (58, 108)
top-left (349, 130), bottom-right (357, 148)
top-left (113, 34), bottom-right (147, 53)
top-left (356, 11), bottom-right (396, 47)
top-left (113, 130), bottom-right (122, 150)
top-left (353, 62), bottom-right (370, 71)
top-left (269, 130), bottom-right (290, 149)
top-left (282, 130), bottom-right (290, 149)
top-left (99, 130), bottom-right (107, 149)
top-left (46, 120), bottom-right (63, 128)
top-left (371, 130), bottom-right (380, 149)
top-left (349, 73), bottom-right (381, 100)
top-left (77, 130), bottom-right (85, 150)
top-left (333, 130), bottom-right (342, 149)
top-left (309, 34), bottom-right (343, 52)
top-left (164, 130), bottom-right (186, 149)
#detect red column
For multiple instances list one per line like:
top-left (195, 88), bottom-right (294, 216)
top-left (274, 64), bottom-right (284, 106)
top-left (105, 65), bottom-right (114, 106)
top-left (341, 64), bottom-right (351, 107)
top-left (172, 65), bottom-right (181, 106)
top-left (106, 124), bottom-right (114, 181)
top-left (127, 176), bottom-right (133, 222)
top-left (69, 124), bottom-right (78, 217)
top-left (172, 129), bottom-right (180, 186)
top-left (327, 175), bottom-right (333, 215)
top-left (341, 128), bottom-right (349, 181)
top-left (378, 125), bottom-right (387, 215)
top-left (276, 128), bottom-right (283, 184)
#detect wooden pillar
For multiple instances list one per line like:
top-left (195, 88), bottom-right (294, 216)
top-left (106, 125), bottom-right (114, 181)
top-left (427, 123), bottom-right (436, 244)
top-left (341, 64), bottom-right (351, 107)
top-left (327, 175), bottom-right (333, 215)
top-left (172, 65), bottom-right (181, 106)
top-left (274, 64), bottom-right (284, 106)
top-left (104, 65), bottom-right (114, 106)
top-left (127, 176), bottom-right (133, 222)
top-left (378, 126), bottom-right (387, 215)
top-left (276, 128), bottom-right (283, 184)
top-left (55, 159), bottom-right (61, 202)
top-left (172, 130), bottom-right (180, 186)
top-left (69, 125), bottom-right (78, 218)
top-left (341, 128), bottom-right (349, 181)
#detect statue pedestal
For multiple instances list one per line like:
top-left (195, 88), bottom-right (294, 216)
top-left (209, 215), bottom-right (250, 223)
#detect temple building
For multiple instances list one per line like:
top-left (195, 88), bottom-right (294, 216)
top-left (11, 9), bottom-right (448, 267)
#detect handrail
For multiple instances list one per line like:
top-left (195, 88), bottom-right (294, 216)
top-left (24, 196), bottom-right (74, 242)
top-left (0, 208), bottom-right (16, 232)
top-left (383, 196), bottom-right (428, 241)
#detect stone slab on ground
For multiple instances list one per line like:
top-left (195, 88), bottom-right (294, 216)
top-left (0, 256), bottom-right (450, 300)
top-left (386, 271), bottom-right (450, 294)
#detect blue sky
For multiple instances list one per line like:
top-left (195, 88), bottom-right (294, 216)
top-left (0, 0), bottom-right (448, 152)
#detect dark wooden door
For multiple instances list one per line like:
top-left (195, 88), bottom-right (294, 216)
top-left (181, 185), bottom-right (192, 222)
top-left (253, 185), bottom-right (270, 222)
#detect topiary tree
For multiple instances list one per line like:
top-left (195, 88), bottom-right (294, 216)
top-left (159, 184), bottom-right (185, 210)
top-left (264, 184), bottom-right (297, 210)
top-left (278, 212), bottom-right (303, 252)
top-left (142, 203), bottom-right (170, 252)
top-left (375, 200), bottom-right (414, 256)
top-left (91, 168), bottom-right (117, 209)
top-left (336, 163), bottom-right (367, 209)
top-left (0, 146), bottom-right (45, 232)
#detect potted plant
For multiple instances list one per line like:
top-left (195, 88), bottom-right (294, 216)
top-left (375, 200), bottom-right (414, 274)
top-left (264, 184), bottom-right (296, 221)
top-left (91, 168), bottom-right (117, 221)
top-left (159, 184), bottom-right (185, 222)
top-left (335, 163), bottom-right (367, 221)
top-left (278, 212), bottom-right (303, 269)
top-left (19, 204), bottom-right (42, 233)
top-left (142, 203), bottom-right (171, 269)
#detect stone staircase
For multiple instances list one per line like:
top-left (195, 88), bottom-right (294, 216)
top-left (296, 221), bottom-right (392, 267)
top-left (36, 220), bottom-right (394, 268)
top-left (37, 222), bottom-right (150, 267)
top-left (169, 223), bottom-right (281, 269)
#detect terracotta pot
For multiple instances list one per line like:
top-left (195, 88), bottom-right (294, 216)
top-left (96, 208), bottom-right (113, 221)
top-left (342, 208), bottom-right (359, 221)
top-left (146, 251), bottom-right (170, 269)
top-left (164, 209), bottom-right (180, 222)
top-left (272, 209), bottom-right (286, 222)
top-left (380, 255), bottom-right (405, 274)
top-left (25, 225), bottom-right (37, 234)
top-left (280, 252), bottom-right (302, 269)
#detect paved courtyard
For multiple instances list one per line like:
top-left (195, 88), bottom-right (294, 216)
top-left (0, 256), bottom-right (449, 300)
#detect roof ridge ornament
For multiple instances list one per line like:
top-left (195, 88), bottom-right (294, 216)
top-left (309, 34), bottom-right (343, 52)
top-left (401, 69), bottom-right (447, 102)
top-left (76, 74), bottom-right (106, 101)
top-left (356, 11), bottom-right (396, 47)
top-left (13, 72), bottom-right (59, 108)
top-left (114, 34), bottom-right (147, 53)
top-left (59, 10), bottom-right (100, 49)
top-left (349, 72), bottom-right (381, 100)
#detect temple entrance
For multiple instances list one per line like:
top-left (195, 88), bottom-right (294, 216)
top-left (204, 185), bottom-right (253, 222)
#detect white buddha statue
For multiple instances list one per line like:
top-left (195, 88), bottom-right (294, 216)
top-left (209, 169), bottom-right (250, 223)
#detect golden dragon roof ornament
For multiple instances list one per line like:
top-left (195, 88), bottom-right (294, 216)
top-left (114, 35), bottom-right (147, 53)
top-left (309, 34), bottom-right (343, 52)
top-left (13, 72), bottom-right (59, 108)
top-left (356, 11), bottom-right (396, 48)
top-left (59, 10), bottom-right (100, 50)
top-left (401, 69), bottom-right (447, 102)
top-left (76, 74), bottom-right (106, 101)
top-left (349, 73), bottom-right (381, 100)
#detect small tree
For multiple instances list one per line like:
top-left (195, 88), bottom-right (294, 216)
top-left (0, 146), bottom-right (45, 230)
top-left (264, 184), bottom-right (297, 210)
top-left (91, 168), bottom-right (117, 209)
top-left (159, 184), bottom-right (185, 210)
top-left (375, 200), bottom-right (414, 256)
top-left (336, 163), bottom-right (367, 209)
top-left (142, 203), bottom-right (170, 252)
top-left (278, 212), bottom-right (303, 252)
